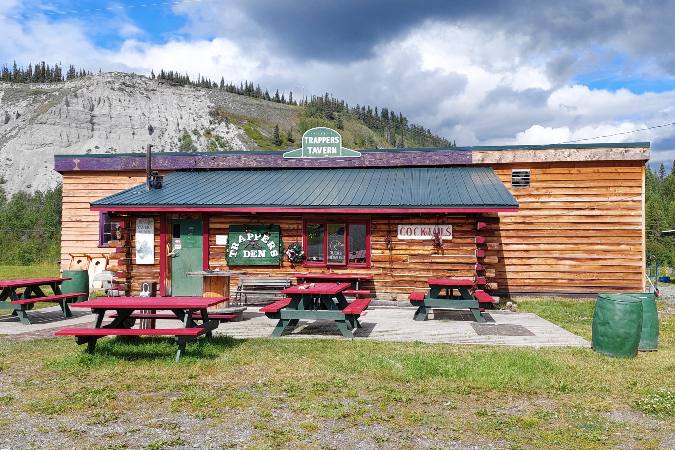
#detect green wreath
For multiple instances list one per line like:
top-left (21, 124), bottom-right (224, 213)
top-left (285, 243), bottom-right (304, 263)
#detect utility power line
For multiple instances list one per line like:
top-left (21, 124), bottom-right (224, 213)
top-left (559, 121), bottom-right (675, 144)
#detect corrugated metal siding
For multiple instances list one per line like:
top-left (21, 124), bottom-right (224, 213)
top-left (92, 167), bottom-right (518, 209)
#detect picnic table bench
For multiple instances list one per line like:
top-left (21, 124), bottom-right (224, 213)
top-left (261, 282), bottom-right (371, 338)
top-left (55, 297), bottom-right (224, 361)
top-left (0, 277), bottom-right (87, 325)
top-left (409, 278), bottom-right (496, 323)
top-left (234, 277), bottom-right (291, 304)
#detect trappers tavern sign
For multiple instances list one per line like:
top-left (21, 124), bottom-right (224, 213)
top-left (283, 127), bottom-right (361, 158)
top-left (228, 225), bottom-right (282, 266)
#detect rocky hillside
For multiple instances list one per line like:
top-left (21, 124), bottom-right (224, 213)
top-left (0, 72), bottom-right (447, 194)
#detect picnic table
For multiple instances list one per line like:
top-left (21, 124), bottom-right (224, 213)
top-left (55, 296), bottom-right (224, 361)
top-left (260, 282), bottom-right (371, 338)
top-left (408, 278), bottom-right (496, 323)
top-left (0, 277), bottom-right (86, 325)
top-left (292, 273), bottom-right (374, 297)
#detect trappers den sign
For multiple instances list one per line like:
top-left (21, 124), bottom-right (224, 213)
top-left (227, 225), bottom-right (282, 266)
top-left (283, 127), bottom-right (361, 158)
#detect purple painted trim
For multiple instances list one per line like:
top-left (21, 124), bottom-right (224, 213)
top-left (97, 212), bottom-right (106, 247)
top-left (54, 149), bottom-right (473, 172)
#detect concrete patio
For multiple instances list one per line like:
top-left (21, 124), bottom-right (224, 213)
top-left (0, 305), bottom-right (589, 347)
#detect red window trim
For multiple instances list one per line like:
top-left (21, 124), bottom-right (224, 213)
top-left (302, 218), bottom-right (371, 269)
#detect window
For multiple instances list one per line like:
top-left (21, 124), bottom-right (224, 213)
top-left (99, 213), bottom-right (120, 247)
top-left (304, 220), bottom-right (369, 267)
top-left (511, 169), bottom-right (531, 188)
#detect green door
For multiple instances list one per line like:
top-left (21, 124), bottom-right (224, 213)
top-left (171, 218), bottom-right (203, 296)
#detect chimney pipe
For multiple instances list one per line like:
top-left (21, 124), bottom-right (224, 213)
top-left (146, 144), bottom-right (153, 190)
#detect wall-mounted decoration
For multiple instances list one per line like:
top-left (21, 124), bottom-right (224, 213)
top-left (397, 224), bottom-right (453, 240)
top-left (285, 243), bottom-right (304, 264)
top-left (227, 225), bottom-right (282, 266)
top-left (135, 217), bottom-right (155, 264)
top-left (282, 127), bottom-right (361, 158)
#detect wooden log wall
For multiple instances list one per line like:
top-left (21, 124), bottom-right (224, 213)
top-left (486, 160), bottom-right (645, 293)
top-left (60, 171), bottom-right (146, 269)
top-left (208, 214), bottom-right (480, 301)
top-left (60, 158), bottom-right (646, 296)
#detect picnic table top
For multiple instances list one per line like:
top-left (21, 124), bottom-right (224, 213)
top-left (0, 277), bottom-right (71, 289)
top-left (70, 296), bottom-right (225, 310)
top-left (427, 278), bottom-right (476, 287)
top-left (283, 282), bottom-right (351, 295)
top-left (292, 273), bottom-right (374, 281)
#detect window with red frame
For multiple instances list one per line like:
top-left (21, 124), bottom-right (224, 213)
top-left (304, 221), bottom-right (369, 267)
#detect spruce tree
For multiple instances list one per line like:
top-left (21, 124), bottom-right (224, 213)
top-left (286, 128), bottom-right (294, 143)
top-left (272, 124), bottom-right (282, 146)
top-left (659, 162), bottom-right (667, 179)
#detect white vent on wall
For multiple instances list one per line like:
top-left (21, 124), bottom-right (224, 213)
top-left (511, 169), bottom-right (531, 188)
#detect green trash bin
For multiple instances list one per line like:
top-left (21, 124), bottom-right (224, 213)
top-left (592, 294), bottom-right (643, 358)
top-left (626, 293), bottom-right (659, 351)
top-left (60, 269), bottom-right (89, 302)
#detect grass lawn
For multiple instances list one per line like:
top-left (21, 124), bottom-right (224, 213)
top-left (0, 270), bottom-right (673, 448)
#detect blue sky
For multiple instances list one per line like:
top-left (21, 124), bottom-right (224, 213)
top-left (2, 0), bottom-right (675, 164)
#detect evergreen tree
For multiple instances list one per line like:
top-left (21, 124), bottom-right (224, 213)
top-left (286, 128), bottom-right (294, 143)
top-left (659, 162), bottom-right (667, 179)
top-left (335, 116), bottom-right (344, 130)
top-left (272, 124), bottom-right (282, 146)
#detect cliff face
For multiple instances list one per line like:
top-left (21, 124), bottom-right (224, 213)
top-left (0, 72), bottom-right (299, 194)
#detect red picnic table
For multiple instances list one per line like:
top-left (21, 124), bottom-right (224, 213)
top-left (408, 278), bottom-right (496, 323)
top-left (55, 296), bottom-right (225, 361)
top-left (292, 273), bottom-right (374, 297)
top-left (260, 282), bottom-right (371, 338)
top-left (0, 277), bottom-right (86, 325)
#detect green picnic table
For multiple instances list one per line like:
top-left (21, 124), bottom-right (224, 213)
top-left (409, 278), bottom-right (496, 323)
top-left (0, 277), bottom-right (86, 325)
top-left (261, 282), bottom-right (371, 338)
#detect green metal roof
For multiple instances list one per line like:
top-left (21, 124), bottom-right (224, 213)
top-left (91, 167), bottom-right (518, 211)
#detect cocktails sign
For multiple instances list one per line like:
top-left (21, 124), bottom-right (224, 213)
top-left (283, 127), bottom-right (361, 158)
top-left (397, 224), bottom-right (453, 240)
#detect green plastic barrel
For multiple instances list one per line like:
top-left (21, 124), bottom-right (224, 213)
top-left (60, 269), bottom-right (89, 302)
top-left (626, 293), bottom-right (659, 351)
top-left (592, 294), bottom-right (642, 358)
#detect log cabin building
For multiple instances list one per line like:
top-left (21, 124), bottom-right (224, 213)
top-left (54, 131), bottom-right (650, 300)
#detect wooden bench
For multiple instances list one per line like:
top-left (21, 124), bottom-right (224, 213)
top-left (10, 292), bottom-right (87, 305)
top-left (343, 289), bottom-right (374, 297)
top-left (342, 299), bottom-right (371, 315)
top-left (474, 290), bottom-right (497, 304)
top-left (55, 326), bottom-right (209, 361)
top-left (110, 312), bottom-right (238, 321)
top-left (259, 298), bottom-right (292, 315)
top-left (408, 291), bottom-right (426, 302)
top-left (234, 277), bottom-right (291, 305)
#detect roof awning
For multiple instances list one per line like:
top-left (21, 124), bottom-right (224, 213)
top-left (91, 167), bottom-right (518, 213)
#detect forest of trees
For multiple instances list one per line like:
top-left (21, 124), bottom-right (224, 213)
top-left (0, 61), bottom-right (91, 83)
top-left (153, 69), bottom-right (449, 147)
top-left (646, 162), bottom-right (675, 270)
top-left (0, 179), bottom-right (62, 265)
